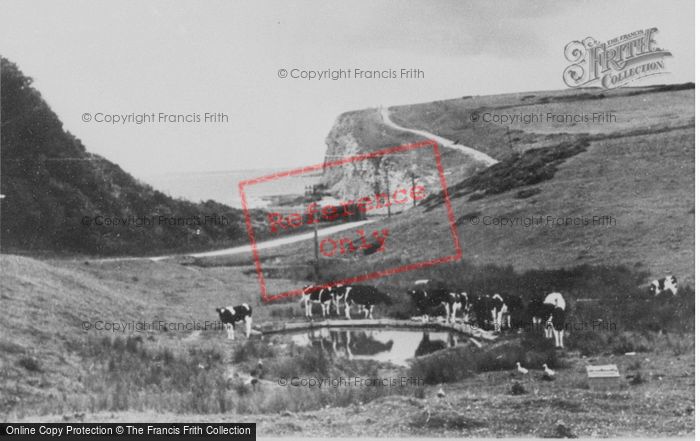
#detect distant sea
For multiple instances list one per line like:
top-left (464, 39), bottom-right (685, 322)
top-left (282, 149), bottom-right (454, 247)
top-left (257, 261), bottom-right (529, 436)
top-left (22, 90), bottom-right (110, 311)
top-left (141, 169), bottom-right (321, 209)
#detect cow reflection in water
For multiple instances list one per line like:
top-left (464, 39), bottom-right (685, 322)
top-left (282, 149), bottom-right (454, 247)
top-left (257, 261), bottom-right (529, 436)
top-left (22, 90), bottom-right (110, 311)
top-left (414, 332), bottom-right (457, 358)
top-left (304, 329), bottom-right (393, 359)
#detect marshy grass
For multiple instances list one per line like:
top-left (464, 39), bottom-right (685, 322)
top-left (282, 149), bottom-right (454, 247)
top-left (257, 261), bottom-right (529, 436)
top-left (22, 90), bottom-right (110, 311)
top-left (409, 333), bottom-right (563, 385)
top-left (10, 335), bottom-right (423, 418)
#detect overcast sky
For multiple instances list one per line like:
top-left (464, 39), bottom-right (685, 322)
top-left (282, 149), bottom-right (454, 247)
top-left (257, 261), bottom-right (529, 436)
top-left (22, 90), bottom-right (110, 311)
top-left (1, 0), bottom-right (694, 179)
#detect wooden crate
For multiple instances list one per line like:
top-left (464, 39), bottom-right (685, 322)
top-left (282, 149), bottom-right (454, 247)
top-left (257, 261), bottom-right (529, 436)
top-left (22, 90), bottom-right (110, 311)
top-left (586, 364), bottom-right (621, 390)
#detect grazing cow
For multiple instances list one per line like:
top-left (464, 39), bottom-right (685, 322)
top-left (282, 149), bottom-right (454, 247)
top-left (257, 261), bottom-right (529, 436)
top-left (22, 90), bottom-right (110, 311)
top-left (300, 285), bottom-right (333, 319)
top-left (463, 292), bottom-right (481, 323)
top-left (527, 295), bottom-right (550, 326)
top-left (455, 292), bottom-right (470, 318)
top-left (330, 284), bottom-right (351, 316)
top-left (550, 306), bottom-right (566, 348)
top-left (344, 285), bottom-right (393, 319)
top-left (490, 294), bottom-right (505, 332)
top-left (541, 303), bottom-right (555, 336)
top-left (469, 294), bottom-right (491, 329)
top-left (543, 292), bottom-right (566, 310)
top-left (502, 294), bottom-right (525, 330)
top-left (490, 293), bottom-right (525, 332)
top-left (650, 275), bottom-right (679, 296)
top-left (473, 295), bottom-right (503, 329)
top-left (542, 292), bottom-right (566, 343)
top-left (215, 304), bottom-right (252, 340)
top-left (407, 279), bottom-right (458, 323)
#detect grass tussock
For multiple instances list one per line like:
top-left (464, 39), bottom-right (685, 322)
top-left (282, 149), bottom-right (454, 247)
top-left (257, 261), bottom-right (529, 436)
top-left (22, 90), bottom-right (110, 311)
top-left (17, 356), bottom-right (42, 372)
top-left (409, 406), bottom-right (488, 430)
top-left (509, 381), bottom-right (527, 395)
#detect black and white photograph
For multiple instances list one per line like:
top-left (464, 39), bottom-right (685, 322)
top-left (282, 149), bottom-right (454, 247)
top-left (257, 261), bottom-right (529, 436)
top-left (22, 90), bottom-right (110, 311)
top-left (0, 0), bottom-right (696, 438)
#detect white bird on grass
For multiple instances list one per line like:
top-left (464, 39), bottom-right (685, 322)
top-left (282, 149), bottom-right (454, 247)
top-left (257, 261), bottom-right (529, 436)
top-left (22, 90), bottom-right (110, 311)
top-left (543, 363), bottom-right (556, 378)
top-left (437, 387), bottom-right (446, 398)
top-left (516, 362), bottom-right (529, 374)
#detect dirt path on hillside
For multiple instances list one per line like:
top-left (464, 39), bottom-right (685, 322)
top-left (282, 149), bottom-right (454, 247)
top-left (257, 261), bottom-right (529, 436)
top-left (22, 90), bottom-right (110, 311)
top-left (379, 107), bottom-right (498, 166)
top-left (91, 219), bottom-right (376, 263)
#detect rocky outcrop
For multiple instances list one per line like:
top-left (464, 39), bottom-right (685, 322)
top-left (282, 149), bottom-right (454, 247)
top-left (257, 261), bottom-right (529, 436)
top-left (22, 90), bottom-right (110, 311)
top-left (320, 108), bottom-right (487, 203)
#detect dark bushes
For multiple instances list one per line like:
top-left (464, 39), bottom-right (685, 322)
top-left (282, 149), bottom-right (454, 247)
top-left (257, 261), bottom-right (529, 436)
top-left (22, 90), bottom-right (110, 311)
top-left (409, 336), bottom-right (562, 385)
top-left (422, 139), bottom-right (589, 210)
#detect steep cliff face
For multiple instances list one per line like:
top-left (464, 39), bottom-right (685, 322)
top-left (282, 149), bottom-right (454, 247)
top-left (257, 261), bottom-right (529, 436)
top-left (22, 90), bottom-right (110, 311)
top-left (321, 111), bottom-right (367, 198)
top-left (321, 111), bottom-right (439, 204)
top-left (320, 108), bottom-right (489, 203)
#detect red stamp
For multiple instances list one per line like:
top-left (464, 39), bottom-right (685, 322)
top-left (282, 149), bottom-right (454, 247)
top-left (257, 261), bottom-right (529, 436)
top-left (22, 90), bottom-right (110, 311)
top-left (238, 140), bottom-right (461, 302)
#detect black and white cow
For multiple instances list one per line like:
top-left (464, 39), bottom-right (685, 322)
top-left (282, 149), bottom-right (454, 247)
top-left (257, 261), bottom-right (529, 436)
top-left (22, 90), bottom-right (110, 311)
top-left (550, 306), bottom-right (566, 348)
top-left (344, 285), bottom-right (393, 319)
top-left (330, 284), bottom-right (351, 316)
top-left (300, 285), bottom-right (334, 319)
top-left (215, 304), bottom-right (252, 340)
top-left (407, 279), bottom-right (458, 323)
top-left (486, 293), bottom-right (525, 332)
top-left (542, 292), bottom-right (566, 347)
top-left (471, 294), bottom-right (495, 329)
top-left (490, 294), bottom-right (507, 332)
top-left (527, 295), bottom-right (548, 326)
top-left (462, 292), bottom-right (481, 322)
top-left (650, 275), bottom-right (679, 296)
top-left (502, 294), bottom-right (525, 330)
top-left (455, 292), bottom-right (470, 318)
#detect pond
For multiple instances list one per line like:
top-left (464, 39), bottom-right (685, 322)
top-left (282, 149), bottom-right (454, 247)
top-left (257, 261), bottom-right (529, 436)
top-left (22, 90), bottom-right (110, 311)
top-left (289, 328), bottom-right (473, 367)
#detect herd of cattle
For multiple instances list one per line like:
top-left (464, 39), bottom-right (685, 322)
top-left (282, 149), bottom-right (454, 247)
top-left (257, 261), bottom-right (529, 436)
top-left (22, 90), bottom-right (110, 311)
top-left (215, 274), bottom-right (679, 345)
top-left (301, 283), bottom-right (392, 320)
top-left (299, 279), bottom-right (568, 347)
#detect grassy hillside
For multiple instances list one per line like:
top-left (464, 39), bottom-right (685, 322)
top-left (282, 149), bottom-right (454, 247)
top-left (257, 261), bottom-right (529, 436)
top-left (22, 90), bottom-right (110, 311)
top-left (0, 58), bottom-right (271, 256)
top-left (0, 254), bottom-right (306, 416)
top-left (259, 84), bottom-right (694, 289)
top-left (390, 84), bottom-right (694, 159)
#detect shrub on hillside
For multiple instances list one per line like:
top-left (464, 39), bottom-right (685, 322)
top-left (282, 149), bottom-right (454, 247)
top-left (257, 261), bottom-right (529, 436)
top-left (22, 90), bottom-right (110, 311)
top-left (566, 329), bottom-right (608, 356)
top-left (232, 339), bottom-right (276, 363)
top-left (17, 356), bottom-right (41, 372)
top-left (477, 334), bottom-right (562, 372)
top-left (510, 381), bottom-right (527, 395)
top-left (409, 345), bottom-right (477, 384)
top-left (608, 332), bottom-right (652, 355)
top-left (421, 139), bottom-right (589, 210)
